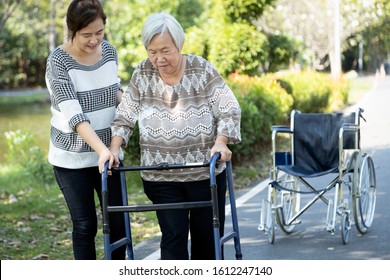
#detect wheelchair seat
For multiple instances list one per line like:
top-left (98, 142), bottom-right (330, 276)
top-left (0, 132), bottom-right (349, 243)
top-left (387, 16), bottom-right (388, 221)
top-left (277, 112), bottom-right (357, 178)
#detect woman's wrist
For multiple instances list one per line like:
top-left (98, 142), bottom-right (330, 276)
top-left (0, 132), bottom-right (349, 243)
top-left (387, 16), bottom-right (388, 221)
top-left (215, 136), bottom-right (228, 145)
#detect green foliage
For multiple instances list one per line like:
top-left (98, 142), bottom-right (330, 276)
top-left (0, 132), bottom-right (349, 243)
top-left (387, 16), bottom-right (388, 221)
top-left (267, 34), bottom-right (299, 72)
top-left (222, 0), bottom-right (275, 23)
top-left (0, 161), bottom-right (157, 260)
top-left (1, 0), bottom-right (389, 88)
top-left (327, 74), bottom-right (350, 112)
top-left (174, 0), bottom-right (206, 30)
top-left (227, 73), bottom-right (293, 163)
top-left (0, 1), bottom-right (63, 88)
top-left (104, 0), bottom-right (207, 82)
top-left (122, 122), bottom-right (141, 166)
top-left (4, 129), bottom-right (54, 186)
top-left (182, 26), bottom-right (208, 57)
top-left (208, 23), bottom-right (269, 76)
top-left (277, 71), bottom-right (333, 113)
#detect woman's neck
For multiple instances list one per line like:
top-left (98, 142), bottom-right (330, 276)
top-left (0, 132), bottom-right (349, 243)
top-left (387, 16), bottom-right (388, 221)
top-left (61, 41), bottom-right (102, 65)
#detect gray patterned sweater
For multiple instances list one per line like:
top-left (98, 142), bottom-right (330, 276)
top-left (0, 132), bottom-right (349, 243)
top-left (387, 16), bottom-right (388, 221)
top-left (45, 40), bottom-right (122, 169)
top-left (112, 54), bottom-right (241, 182)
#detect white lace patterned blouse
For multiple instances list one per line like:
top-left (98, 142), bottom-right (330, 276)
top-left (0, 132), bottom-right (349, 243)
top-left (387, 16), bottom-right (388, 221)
top-left (112, 54), bottom-right (241, 182)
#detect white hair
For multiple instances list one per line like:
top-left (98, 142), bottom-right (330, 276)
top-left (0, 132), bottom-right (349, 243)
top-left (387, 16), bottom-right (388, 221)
top-left (141, 12), bottom-right (185, 52)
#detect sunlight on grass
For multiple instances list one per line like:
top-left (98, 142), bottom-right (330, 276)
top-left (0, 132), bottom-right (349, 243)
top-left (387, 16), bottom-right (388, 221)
top-left (347, 76), bottom-right (375, 105)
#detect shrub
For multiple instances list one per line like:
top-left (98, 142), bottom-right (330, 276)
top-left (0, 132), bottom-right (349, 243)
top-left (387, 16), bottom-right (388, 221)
top-left (208, 23), bottom-right (269, 76)
top-left (267, 34), bottom-right (298, 72)
top-left (327, 74), bottom-right (350, 112)
top-left (227, 73), bottom-right (293, 163)
top-left (277, 71), bottom-right (332, 113)
top-left (4, 129), bottom-right (54, 186)
top-left (183, 26), bottom-right (208, 58)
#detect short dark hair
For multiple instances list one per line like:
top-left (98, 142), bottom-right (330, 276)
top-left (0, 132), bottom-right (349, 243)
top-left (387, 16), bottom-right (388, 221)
top-left (66, 0), bottom-right (107, 41)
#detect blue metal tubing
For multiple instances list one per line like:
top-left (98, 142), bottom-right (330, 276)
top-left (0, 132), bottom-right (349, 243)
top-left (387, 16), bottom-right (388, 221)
top-left (209, 154), bottom-right (221, 260)
top-left (223, 161), bottom-right (243, 260)
top-left (102, 162), bottom-right (133, 260)
top-left (101, 152), bottom-right (242, 260)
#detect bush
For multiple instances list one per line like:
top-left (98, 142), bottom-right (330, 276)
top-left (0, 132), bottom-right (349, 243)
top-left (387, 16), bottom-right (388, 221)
top-left (227, 73), bottom-right (293, 163)
top-left (208, 23), bottom-right (269, 76)
top-left (4, 129), bottom-right (54, 186)
top-left (327, 74), bottom-right (350, 112)
top-left (267, 34), bottom-right (298, 72)
top-left (276, 71), bottom-right (332, 113)
top-left (183, 26), bottom-right (208, 58)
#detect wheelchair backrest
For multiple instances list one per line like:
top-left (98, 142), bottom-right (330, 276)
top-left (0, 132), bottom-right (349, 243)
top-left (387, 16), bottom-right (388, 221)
top-left (292, 111), bottom-right (358, 173)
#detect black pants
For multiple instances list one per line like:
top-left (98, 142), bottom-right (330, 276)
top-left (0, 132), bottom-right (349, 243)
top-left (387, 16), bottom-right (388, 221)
top-left (143, 170), bottom-right (227, 260)
top-left (53, 166), bottom-right (126, 260)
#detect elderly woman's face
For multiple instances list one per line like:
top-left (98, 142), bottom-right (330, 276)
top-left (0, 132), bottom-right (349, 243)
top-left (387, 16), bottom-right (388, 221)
top-left (146, 32), bottom-right (182, 75)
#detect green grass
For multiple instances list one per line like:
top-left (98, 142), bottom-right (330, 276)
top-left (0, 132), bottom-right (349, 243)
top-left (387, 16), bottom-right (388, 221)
top-left (347, 76), bottom-right (375, 106)
top-left (0, 164), bottom-right (159, 260)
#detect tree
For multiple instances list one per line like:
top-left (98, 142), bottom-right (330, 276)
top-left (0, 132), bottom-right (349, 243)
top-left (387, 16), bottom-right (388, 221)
top-left (256, 0), bottom-right (386, 75)
top-left (104, 0), bottom-right (206, 81)
top-left (184, 0), bottom-right (276, 76)
top-left (0, 0), bottom-right (21, 33)
top-left (222, 0), bottom-right (274, 23)
top-left (266, 34), bottom-right (301, 72)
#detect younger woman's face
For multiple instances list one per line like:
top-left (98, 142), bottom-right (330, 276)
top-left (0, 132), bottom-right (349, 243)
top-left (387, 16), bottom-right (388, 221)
top-left (73, 18), bottom-right (105, 55)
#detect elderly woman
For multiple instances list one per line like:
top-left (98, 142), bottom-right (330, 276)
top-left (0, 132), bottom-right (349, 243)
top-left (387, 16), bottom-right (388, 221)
top-left (107, 12), bottom-right (241, 260)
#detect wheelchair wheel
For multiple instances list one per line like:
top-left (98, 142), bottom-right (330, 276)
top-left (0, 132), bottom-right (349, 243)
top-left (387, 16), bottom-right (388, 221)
top-left (267, 210), bottom-right (275, 244)
top-left (260, 198), bottom-right (275, 244)
top-left (276, 175), bottom-right (301, 234)
top-left (341, 212), bottom-right (351, 245)
top-left (352, 153), bottom-right (376, 234)
top-left (268, 188), bottom-right (277, 244)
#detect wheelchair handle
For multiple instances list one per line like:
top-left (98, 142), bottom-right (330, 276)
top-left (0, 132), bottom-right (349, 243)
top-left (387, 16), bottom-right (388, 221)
top-left (358, 107), bottom-right (366, 122)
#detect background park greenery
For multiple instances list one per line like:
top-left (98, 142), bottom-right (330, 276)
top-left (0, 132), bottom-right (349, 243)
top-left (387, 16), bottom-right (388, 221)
top-left (1, 0), bottom-right (389, 88)
top-left (0, 0), bottom-right (388, 259)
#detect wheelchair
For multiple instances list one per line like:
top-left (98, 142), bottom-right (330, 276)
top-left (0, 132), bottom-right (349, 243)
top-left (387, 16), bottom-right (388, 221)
top-left (101, 152), bottom-right (242, 260)
top-left (258, 108), bottom-right (376, 244)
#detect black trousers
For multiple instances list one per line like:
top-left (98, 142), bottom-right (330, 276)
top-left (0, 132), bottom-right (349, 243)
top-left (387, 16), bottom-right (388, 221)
top-left (143, 170), bottom-right (227, 260)
top-left (53, 166), bottom-right (126, 260)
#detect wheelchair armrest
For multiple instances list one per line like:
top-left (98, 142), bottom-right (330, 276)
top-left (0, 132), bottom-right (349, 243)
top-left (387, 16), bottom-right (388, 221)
top-left (341, 123), bottom-right (359, 131)
top-left (339, 123), bottom-right (360, 151)
top-left (271, 125), bottom-right (292, 134)
top-left (271, 125), bottom-right (293, 144)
